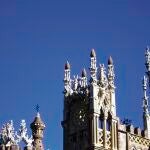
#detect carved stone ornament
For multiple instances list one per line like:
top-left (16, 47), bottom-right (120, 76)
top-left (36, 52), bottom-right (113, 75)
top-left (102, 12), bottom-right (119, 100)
top-left (0, 120), bottom-right (33, 147)
top-left (16, 120), bottom-right (33, 147)
top-left (0, 120), bottom-right (17, 146)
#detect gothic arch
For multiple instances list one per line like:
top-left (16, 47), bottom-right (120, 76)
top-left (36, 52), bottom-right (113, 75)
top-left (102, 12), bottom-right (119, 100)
top-left (98, 108), bottom-right (104, 129)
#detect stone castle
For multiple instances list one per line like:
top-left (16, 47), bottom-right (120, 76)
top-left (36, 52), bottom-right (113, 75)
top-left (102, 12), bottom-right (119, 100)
top-left (0, 49), bottom-right (150, 150)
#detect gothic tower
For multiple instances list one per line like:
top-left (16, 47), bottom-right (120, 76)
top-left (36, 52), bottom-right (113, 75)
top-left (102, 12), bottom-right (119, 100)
top-left (62, 49), bottom-right (118, 150)
top-left (30, 112), bottom-right (45, 150)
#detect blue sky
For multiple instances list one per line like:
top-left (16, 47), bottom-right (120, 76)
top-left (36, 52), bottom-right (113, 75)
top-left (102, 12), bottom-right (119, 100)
top-left (0, 0), bottom-right (150, 149)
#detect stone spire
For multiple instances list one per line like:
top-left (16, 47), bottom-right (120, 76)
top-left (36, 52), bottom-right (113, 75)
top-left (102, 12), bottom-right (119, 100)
top-left (142, 76), bottom-right (149, 115)
top-left (64, 61), bottom-right (71, 82)
top-left (80, 68), bottom-right (87, 88)
top-left (107, 56), bottom-right (116, 116)
top-left (108, 56), bottom-right (115, 89)
top-left (144, 47), bottom-right (150, 139)
top-left (64, 61), bottom-right (73, 95)
top-left (89, 49), bottom-right (97, 82)
top-left (108, 56), bottom-right (113, 65)
top-left (30, 110), bottom-right (45, 150)
top-left (99, 64), bottom-right (108, 88)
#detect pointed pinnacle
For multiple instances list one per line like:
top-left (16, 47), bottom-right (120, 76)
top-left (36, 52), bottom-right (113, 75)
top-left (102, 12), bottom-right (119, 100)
top-left (81, 68), bottom-right (87, 77)
top-left (108, 56), bottom-right (113, 65)
top-left (90, 49), bottom-right (96, 57)
top-left (65, 61), bottom-right (70, 70)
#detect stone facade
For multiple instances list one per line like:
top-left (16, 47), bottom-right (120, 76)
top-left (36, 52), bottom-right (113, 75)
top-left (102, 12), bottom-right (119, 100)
top-left (62, 49), bottom-right (150, 150)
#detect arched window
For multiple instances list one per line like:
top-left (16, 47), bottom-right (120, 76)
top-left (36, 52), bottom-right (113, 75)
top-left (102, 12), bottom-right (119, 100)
top-left (106, 119), bottom-right (111, 131)
top-left (98, 117), bottom-right (104, 129)
top-left (106, 113), bottom-right (112, 131)
top-left (98, 109), bottom-right (104, 129)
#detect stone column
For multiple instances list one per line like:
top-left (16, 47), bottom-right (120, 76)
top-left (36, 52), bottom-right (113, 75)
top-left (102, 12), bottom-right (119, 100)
top-left (103, 113), bottom-right (107, 149)
top-left (111, 121), bottom-right (115, 150)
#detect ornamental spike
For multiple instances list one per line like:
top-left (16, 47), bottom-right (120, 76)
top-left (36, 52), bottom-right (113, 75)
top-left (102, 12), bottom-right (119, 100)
top-left (89, 49), bottom-right (97, 81)
top-left (99, 64), bottom-right (107, 86)
top-left (64, 61), bottom-right (71, 82)
top-left (63, 61), bottom-right (73, 95)
top-left (108, 56), bottom-right (113, 65)
top-left (65, 61), bottom-right (70, 70)
top-left (90, 48), bottom-right (96, 58)
top-left (81, 68), bottom-right (87, 77)
top-left (81, 69), bottom-right (87, 87)
top-left (18, 120), bottom-right (33, 147)
top-left (72, 75), bottom-right (79, 91)
top-left (108, 56), bottom-right (115, 89)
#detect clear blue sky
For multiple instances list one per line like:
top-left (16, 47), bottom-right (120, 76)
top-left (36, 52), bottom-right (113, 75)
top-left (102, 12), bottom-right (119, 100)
top-left (0, 0), bottom-right (150, 149)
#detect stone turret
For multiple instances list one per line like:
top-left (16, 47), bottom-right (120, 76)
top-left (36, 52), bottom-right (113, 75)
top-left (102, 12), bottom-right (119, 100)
top-left (30, 112), bottom-right (45, 150)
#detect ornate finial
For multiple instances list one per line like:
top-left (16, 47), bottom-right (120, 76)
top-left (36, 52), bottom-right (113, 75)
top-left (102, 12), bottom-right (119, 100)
top-left (99, 64), bottom-right (108, 87)
top-left (64, 61), bottom-right (73, 95)
top-left (81, 68), bottom-right (87, 77)
top-left (108, 56), bottom-right (113, 65)
top-left (143, 75), bottom-right (148, 90)
top-left (80, 69), bottom-right (87, 88)
top-left (108, 56), bottom-right (115, 89)
top-left (0, 120), bottom-right (17, 146)
top-left (90, 49), bottom-right (96, 58)
top-left (64, 61), bottom-right (71, 82)
top-left (65, 61), bottom-right (70, 70)
top-left (16, 120), bottom-right (33, 147)
top-left (72, 75), bottom-right (79, 91)
top-left (89, 49), bottom-right (97, 81)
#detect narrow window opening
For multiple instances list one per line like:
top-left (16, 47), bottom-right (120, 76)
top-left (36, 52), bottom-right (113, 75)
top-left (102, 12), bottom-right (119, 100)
top-left (99, 117), bottom-right (104, 129)
top-left (106, 119), bottom-right (111, 131)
